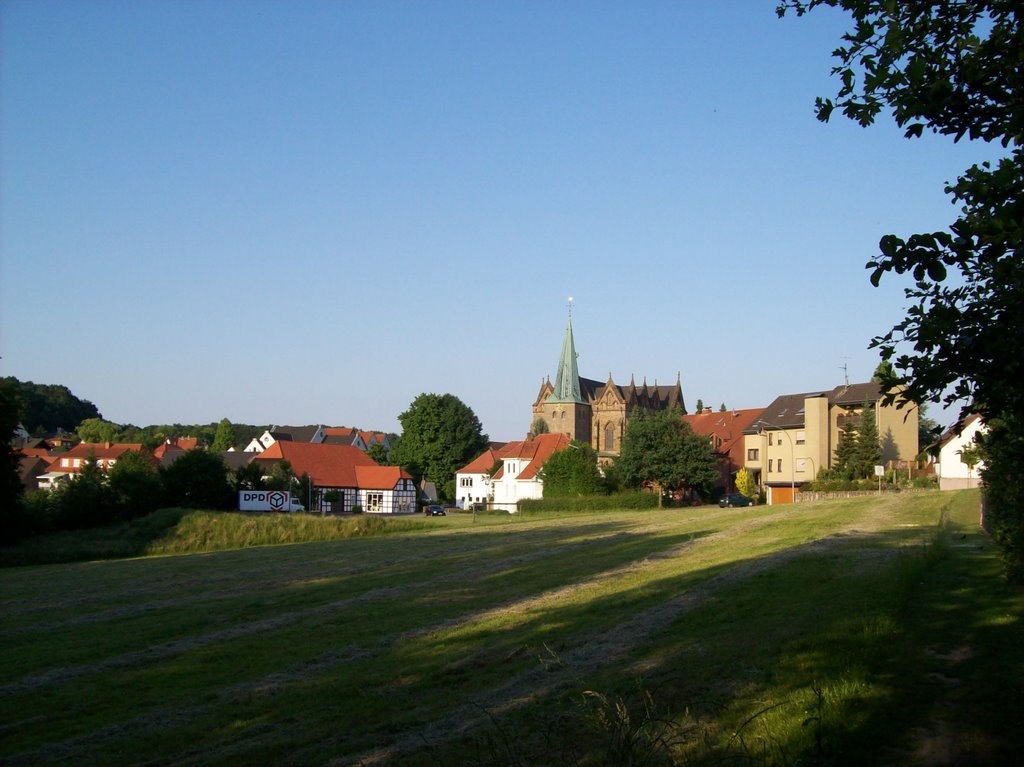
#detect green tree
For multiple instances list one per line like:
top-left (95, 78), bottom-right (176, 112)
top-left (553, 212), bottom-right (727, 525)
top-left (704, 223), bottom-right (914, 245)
top-left (160, 450), bottom-right (233, 509)
top-left (872, 360), bottom-right (895, 384)
top-left (833, 421), bottom-right (860, 480)
top-left (52, 454), bottom-right (114, 529)
top-left (958, 441), bottom-right (983, 481)
top-left (210, 418), bottom-right (236, 453)
top-left (0, 376), bottom-right (101, 434)
top-left (233, 461), bottom-right (266, 492)
top-left (978, 420), bottom-right (1024, 580)
top-left (615, 409), bottom-right (718, 506)
top-left (108, 450), bottom-right (161, 519)
top-left (263, 460), bottom-right (296, 491)
top-left (855, 401), bottom-right (882, 478)
top-left (538, 441), bottom-right (607, 497)
top-left (366, 442), bottom-right (389, 465)
top-left (735, 467), bottom-right (758, 499)
top-left (531, 417), bottom-right (550, 435)
top-left (779, 0), bottom-right (1023, 577)
top-left (76, 417), bottom-right (121, 444)
top-left (390, 393), bottom-right (488, 501)
top-left (1, 379), bottom-right (27, 543)
top-left (917, 403), bottom-right (942, 455)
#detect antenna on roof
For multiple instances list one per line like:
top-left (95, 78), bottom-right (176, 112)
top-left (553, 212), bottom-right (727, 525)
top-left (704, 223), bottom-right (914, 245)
top-left (840, 357), bottom-right (849, 386)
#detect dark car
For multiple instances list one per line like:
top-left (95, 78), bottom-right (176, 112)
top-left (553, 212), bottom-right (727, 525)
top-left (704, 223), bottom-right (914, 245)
top-left (719, 493), bottom-right (755, 508)
top-left (426, 504), bottom-right (446, 516)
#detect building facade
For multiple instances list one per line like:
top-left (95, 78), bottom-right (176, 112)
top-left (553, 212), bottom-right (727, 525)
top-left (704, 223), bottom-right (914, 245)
top-left (935, 414), bottom-right (986, 490)
top-left (743, 382), bottom-right (919, 504)
top-left (531, 317), bottom-right (685, 460)
top-left (683, 407), bottom-right (766, 497)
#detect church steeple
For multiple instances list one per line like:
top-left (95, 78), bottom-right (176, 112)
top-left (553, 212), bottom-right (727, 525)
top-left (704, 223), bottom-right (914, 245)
top-left (547, 301), bottom-right (585, 405)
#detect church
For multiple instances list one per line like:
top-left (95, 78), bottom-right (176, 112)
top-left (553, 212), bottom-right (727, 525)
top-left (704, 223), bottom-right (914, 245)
top-left (531, 315), bottom-right (686, 460)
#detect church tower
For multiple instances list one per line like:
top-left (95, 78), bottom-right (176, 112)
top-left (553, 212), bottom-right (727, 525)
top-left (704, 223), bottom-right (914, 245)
top-left (531, 305), bottom-right (592, 444)
top-left (530, 302), bottom-right (686, 454)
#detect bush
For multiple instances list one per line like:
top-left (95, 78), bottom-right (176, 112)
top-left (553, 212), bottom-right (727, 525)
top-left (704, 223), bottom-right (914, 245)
top-left (803, 478), bottom-right (878, 493)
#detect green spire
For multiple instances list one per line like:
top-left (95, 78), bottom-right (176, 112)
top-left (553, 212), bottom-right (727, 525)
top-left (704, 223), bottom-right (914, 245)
top-left (547, 316), bottom-right (585, 404)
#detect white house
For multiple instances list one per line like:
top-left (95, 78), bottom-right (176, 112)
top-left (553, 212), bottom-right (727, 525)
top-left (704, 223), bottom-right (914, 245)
top-left (487, 433), bottom-right (569, 512)
top-left (455, 446), bottom-right (503, 510)
top-left (935, 414), bottom-right (986, 490)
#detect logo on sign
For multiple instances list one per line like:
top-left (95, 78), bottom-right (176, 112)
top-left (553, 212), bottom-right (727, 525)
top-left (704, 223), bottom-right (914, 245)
top-left (267, 490), bottom-right (286, 510)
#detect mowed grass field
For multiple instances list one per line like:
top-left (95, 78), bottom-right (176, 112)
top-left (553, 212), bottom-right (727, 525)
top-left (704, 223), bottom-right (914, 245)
top-left (1, 491), bottom-right (1021, 766)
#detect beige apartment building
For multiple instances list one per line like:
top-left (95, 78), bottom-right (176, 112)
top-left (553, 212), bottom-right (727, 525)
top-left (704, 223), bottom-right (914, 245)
top-left (742, 382), bottom-right (919, 504)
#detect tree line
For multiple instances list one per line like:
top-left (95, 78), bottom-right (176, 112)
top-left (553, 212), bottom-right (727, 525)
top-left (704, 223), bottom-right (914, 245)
top-left (6, 449), bottom-right (314, 545)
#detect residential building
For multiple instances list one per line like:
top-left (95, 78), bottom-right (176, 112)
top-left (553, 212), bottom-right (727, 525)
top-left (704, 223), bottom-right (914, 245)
top-left (485, 433), bottom-right (570, 512)
top-left (322, 427), bottom-right (392, 458)
top-left (48, 442), bottom-right (148, 475)
top-left (33, 442), bottom-right (150, 490)
top-left (935, 414), bottom-right (986, 490)
top-left (683, 407), bottom-right (766, 497)
top-left (18, 453), bottom-right (49, 491)
top-left (531, 315), bottom-right (685, 461)
top-left (253, 441), bottom-right (416, 514)
top-left (153, 436), bottom-right (200, 465)
top-left (454, 446), bottom-right (503, 510)
top-left (743, 382), bottom-right (919, 504)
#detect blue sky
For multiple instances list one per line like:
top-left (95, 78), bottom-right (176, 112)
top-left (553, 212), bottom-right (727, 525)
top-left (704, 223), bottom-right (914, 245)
top-left (0, 1), bottom-right (1004, 440)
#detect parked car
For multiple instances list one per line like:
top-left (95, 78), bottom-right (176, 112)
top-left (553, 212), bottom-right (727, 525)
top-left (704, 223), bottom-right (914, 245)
top-left (719, 493), bottom-right (755, 508)
top-left (426, 504), bottom-right (446, 516)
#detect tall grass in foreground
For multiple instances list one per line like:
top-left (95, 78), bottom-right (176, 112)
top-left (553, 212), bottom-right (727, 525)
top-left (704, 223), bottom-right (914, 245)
top-left (0, 508), bottom-right (431, 566)
top-left (2, 491), bottom-right (1018, 766)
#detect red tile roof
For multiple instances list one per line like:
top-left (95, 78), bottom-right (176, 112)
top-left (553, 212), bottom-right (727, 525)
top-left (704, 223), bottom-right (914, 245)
top-left (683, 408), bottom-right (766, 453)
top-left (485, 433), bottom-right (571, 481)
top-left (354, 465), bottom-right (412, 490)
top-left (153, 443), bottom-right (186, 459)
top-left (16, 447), bottom-right (51, 459)
top-left (456, 448), bottom-right (503, 475)
top-left (254, 441), bottom-right (378, 488)
top-left (48, 443), bottom-right (150, 473)
top-left (61, 442), bottom-right (146, 460)
top-left (323, 427), bottom-right (357, 438)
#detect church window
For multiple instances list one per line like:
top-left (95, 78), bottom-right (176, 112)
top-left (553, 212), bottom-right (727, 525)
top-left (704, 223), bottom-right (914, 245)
top-left (604, 424), bottom-right (615, 451)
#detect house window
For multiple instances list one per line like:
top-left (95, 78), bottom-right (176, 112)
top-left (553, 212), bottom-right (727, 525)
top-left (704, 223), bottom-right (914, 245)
top-left (366, 492), bottom-right (383, 513)
top-left (777, 459), bottom-right (783, 473)
top-left (61, 458), bottom-right (70, 467)
top-left (73, 459), bottom-right (81, 468)
top-left (747, 448), bottom-right (759, 461)
top-left (768, 433), bottom-right (774, 446)
top-left (460, 477), bottom-right (472, 487)
top-left (795, 430), bottom-right (806, 445)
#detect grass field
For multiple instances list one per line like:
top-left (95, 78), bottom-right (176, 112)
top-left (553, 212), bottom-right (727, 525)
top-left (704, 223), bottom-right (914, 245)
top-left (1, 491), bottom-right (1021, 766)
